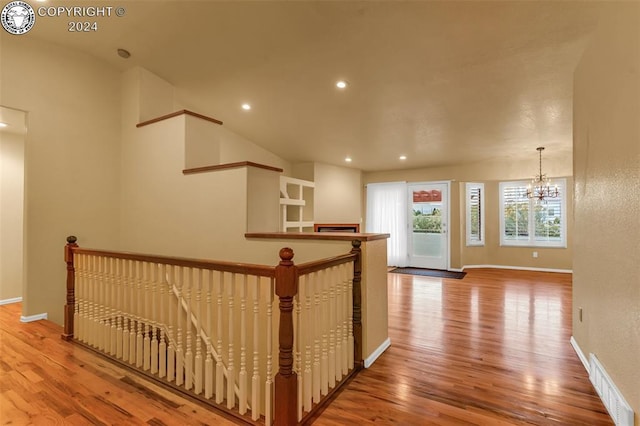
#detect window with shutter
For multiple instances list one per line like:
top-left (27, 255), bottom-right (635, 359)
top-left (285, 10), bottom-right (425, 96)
top-left (466, 183), bottom-right (485, 246)
top-left (499, 179), bottom-right (566, 248)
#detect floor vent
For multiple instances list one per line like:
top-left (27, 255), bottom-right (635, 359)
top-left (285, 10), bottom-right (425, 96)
top-left (589, 354), bottom-right (634, 426)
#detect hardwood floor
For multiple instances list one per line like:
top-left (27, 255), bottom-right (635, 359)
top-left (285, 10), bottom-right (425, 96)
top-left (315, 269), bottom-right (612, 425)
top-left (0, 269), bottom-right (612, 425)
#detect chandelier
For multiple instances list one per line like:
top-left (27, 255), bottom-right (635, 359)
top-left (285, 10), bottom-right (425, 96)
top-left (526, 147), bottom-right (559, 201)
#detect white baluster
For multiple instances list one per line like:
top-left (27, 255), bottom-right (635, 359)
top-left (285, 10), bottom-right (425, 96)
top-left (122, 260), bottom-right (131, 362)
top-left (265, 277), bottom-right (274, 426)
top-left (239, 274), bottom-right (248, 414)
top-left (135, 261), bottom-right (144, 368)
top-left (194, 269), bottom-right (203, 395)
top-left (227, 273), bottom-right (236, 409)
top-left (185, 268), bottom-right (194, 390)
top-left (102, 257), bottom-right (111, 353)
top-left (215, 271), bottom-right (224, 404)
top-left (96, 256), bottom-right (104, 350)
top-left (175, 266), bottom-right (184, 386)
top-left (341, 263), bottom-right (349, 375)
top-left (143, 262), bottom-right (151, 371)
top-left (303, 273), bottom-right (313, 412)
top-left (75, 254), bottom-right (84, 342)
top-left (159, 264), bottom-right (167, 378)
top-left (134, 262), bottom-right (143, 368)
top-left (313, 271), bottom-right (321, 403)
top-left (251, 276), bottom-right (261, 421)
top-left (205, 270), bottom-right (214, 399)
top-left (328, 267), bottom-right (336, 389)
top-left (167, 265), bottom-right (176, 382)
top-left (296, 277), bottom-right (303, 420)
top-left (150, 263), bottom-right (159, 375)
top-left (114, 258), bottom-right (122, 359)
top-left (129, 261), bottom-right (137, 364)
top-left (95, 256), bottom-right (103, 351)
top-left (89, 255), bottom-right (97, 347)
top-left (334, 266), bottom-right (343, 381)
top-left (320, 268), bottom-right (329, 396)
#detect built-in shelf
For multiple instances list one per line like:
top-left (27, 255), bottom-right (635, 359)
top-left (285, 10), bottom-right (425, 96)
top-left (280, 176), bottom-right (315, 232)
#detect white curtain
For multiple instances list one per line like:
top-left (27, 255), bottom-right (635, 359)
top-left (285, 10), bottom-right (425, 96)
top-left (365, 182), bottom-right (408, 267)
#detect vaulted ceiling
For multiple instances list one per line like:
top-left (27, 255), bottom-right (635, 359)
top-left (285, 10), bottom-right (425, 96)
top-left (26, 1), bottom-right (608, 171)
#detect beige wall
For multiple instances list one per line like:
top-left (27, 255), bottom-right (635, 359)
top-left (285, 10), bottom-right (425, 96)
top-left (119, 70), bottom-right (349, 265)
top-left (0, 128), bottom-right (25, 301)
top-left (364, 157), bottom-right (573, 271)
top-left (360, 238), bottom-right (389, 360)
top-left (0, 36), bottom-right (122, 323)
top-left (313, 163), bottom-right (362, 226)
top-left (573, 5), bottom-right (640, 423)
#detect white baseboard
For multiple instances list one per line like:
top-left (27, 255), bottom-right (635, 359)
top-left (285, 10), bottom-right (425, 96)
top-left (364, 337), bottom-right (391, 368)
top-left (462, 264), bottom-right (572, 274)
top-left (570, 336), bottom-right (590, 373)
top-left (20, 313), bottom-right (48, 323)
top-left (0, 297), bottom-right (23, 306)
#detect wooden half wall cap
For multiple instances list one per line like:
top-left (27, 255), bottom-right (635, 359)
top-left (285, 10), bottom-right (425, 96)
top-left (183, 161), bottom-right (284, 175)
top-left (136, 110), bottom-right (223, 128)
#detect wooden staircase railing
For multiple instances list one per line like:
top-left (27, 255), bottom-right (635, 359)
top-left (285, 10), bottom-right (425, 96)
top-left (62, 236), bottom-right (362, 425)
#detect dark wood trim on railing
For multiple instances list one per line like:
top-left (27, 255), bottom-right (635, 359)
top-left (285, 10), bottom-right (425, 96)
top-left (136, 109), bottom-right (223, 128)
top-left (245, 232), bottom-right (389, 242)
top-left (350, 240), bottom-right (364, 370)
top-left (61, 236), bottom-right (78, 341)
top-left (274, 247), bottom-right (298, 425)
top-left (297, 253), bottom-right (357, 276)
top-left (183, 161), bottom-right (283, 175)
top-left (70, 246), bottom-right (276, 278)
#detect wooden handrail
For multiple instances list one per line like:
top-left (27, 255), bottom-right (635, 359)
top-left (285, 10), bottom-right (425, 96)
top-left (70, 247), bottom-right (276, 278)
top-left (297, 252), bottom-right (357, 276)
top-left (136, 109), bottom-right (223, 128)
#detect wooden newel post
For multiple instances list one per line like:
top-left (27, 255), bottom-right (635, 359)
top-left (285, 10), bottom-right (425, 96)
top-left (350, 240), bottom-right (363, 370)
top-left (274, 247), bottom-right (298, 425)
top-left (61, 235), bottom-right (78, 341)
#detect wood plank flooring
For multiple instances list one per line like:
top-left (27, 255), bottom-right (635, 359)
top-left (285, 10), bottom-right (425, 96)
top-left (1, 268), bottom-right (612, 425)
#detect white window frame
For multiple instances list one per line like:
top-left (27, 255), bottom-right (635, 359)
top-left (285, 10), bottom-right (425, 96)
top-left (499, 179), bottom-right (567, 248)
top-left (466, 182), bottom-right (485, 246)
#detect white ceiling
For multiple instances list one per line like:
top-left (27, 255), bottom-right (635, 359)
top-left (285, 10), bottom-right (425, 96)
top-left (27, 1), bottom-right (609, 171)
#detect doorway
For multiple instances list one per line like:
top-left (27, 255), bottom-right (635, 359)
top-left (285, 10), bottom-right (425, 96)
top-left (0, 106), bottom-right (26, 304)
top-left (407, 182), bottom-right (449, 270)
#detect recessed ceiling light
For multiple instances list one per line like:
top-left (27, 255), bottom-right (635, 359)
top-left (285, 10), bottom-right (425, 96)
top-left (345, 157), bottom-right (352, 163)
top-left (336, 81), bottom-right (348, 89)
top-left (0, 123), bottom-right (7, 128)
top-left (242, 103), bottom-right (251, 110)
top-left (399, 155), bottom-right (407, 160)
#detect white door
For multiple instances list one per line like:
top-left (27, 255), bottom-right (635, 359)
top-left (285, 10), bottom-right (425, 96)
top-left (407, 182), bottom-right (449, 270)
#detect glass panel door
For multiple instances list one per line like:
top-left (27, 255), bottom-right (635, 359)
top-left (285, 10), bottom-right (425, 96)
top-left (408, 183), bottom-right (449, 270)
